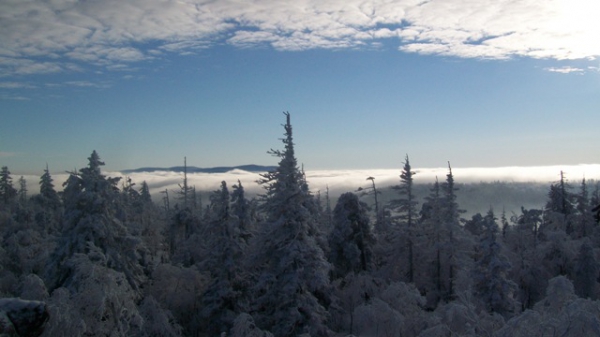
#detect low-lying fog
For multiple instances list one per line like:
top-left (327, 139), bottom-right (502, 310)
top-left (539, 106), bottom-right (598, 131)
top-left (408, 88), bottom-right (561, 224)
top-left (18, 164), bottom-right (600, 218)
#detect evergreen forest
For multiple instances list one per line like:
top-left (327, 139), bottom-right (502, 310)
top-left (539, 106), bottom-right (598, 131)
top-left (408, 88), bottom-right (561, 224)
top-left (2, 112), bottom-right (600, 337)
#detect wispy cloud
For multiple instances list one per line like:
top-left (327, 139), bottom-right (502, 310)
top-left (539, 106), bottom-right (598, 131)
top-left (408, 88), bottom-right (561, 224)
top-left (0, 151), bottom-right (16, 158)
top-left (0, 82), bottom-right (36, 89)
top-left (544, 66), bottom-right (584, 74)
top-left (0, 94), bottom-right (30, 101)
top-left (1, 0), bottom-right (598, 76)
top-left (65, 80), bottom-right (111, 88)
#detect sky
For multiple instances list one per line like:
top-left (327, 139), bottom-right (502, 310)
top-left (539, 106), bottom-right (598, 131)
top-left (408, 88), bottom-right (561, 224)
top-left (1, 0), bottom-right (600, 178)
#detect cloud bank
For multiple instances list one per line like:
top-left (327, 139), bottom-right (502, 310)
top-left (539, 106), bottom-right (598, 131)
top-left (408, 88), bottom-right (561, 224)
top-left (20, 164), bottom-right (600, 199)
top-left (1, 0), bottom-right (598, 76)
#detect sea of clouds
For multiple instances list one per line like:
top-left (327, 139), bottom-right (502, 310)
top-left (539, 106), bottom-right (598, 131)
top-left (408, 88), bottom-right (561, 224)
top-left (19, 164), bottom-right (600, 197)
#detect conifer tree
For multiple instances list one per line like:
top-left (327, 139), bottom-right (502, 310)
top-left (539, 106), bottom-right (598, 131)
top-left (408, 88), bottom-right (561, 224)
top-left (389, 154), bottom-right (419, 282)
top-left (200, 180), bottom-right (249, 335)
top-left (544, 171), bottom-right (575, 234)
top-left (45, 150), bottom-right (150, 335)
top-left (48, 150), bottom-right (144, 292)
top-left (140, 180), bottom-right (152, 203)
top-left (573, 242), bottom-right (599, 299)
top-left (231, 179), bottom-right (252, 242)
top-left (575, 178), bottom-right (595, 238)
top-left (420, 177), bottom-right (444, 306)
top-left (38, 164), bottom-right (60, 208)
top-left (472, 208), bottom-right (517, 316)
top-left (253, 112), bottom-right (332, 336)
top-left (441, 162), bottom-right (461, 302)
top-left (17, 176), bottom-right (27, 203)
top-left (0, 166), bottom-right (17, 204)
top-left (328, 192), bottom-right (374, 279)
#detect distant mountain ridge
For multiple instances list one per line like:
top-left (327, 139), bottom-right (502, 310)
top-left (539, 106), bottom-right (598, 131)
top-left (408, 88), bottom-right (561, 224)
top-left (121, 164), bottom-right (277, 174)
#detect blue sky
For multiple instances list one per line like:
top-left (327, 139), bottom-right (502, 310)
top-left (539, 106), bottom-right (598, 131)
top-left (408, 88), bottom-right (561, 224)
top-left (1, 0), bottom-right (600, 175)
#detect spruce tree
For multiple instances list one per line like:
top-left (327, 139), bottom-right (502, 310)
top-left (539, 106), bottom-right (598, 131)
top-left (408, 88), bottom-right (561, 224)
top-left (441, 162), bottom-right (462, 302)
top-left (231, 180), bottom-right (252, 242)
top-left (45, 151), bottom-right (148, 335)
top-left (38, 164), bottom-right (60, 208)
top-left (201, 180), bottom-right (248, 335)
top-left (328, 192), bottom-right (374, 279)
top-left (253, 112), bottom-right (332, 336)
top-left (389, 154), bottom-right (419, 282)
top-left (17, 176), bottom-right (27, 203)
top-left (575, 178), bottom-right (595, 238)
top-left (472, 208), bottom-right (517, 316)
top-left (48, 150), bottom-right (144, 292)
top-left (0, 166), bottom-right (17, 204)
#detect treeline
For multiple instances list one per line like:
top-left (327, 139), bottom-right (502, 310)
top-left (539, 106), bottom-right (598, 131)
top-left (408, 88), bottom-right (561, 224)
top-left (1, 112), bottom-right (600, 336)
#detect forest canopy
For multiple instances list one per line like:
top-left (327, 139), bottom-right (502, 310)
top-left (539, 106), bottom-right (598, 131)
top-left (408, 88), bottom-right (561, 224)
top-left (1, 113), bottom-right (600, 336)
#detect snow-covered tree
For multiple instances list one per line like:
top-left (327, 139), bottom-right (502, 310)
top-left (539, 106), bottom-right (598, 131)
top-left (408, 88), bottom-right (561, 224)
top-left (196, 180), bottom-right (252, 334)
top-left (328, 192), bottom-right (374, 279)
top-left (139, 181), bottom-right (152, 204)
top-left (17, 176), bottom-right (27, 204)
top-left (498, 276), bottom-right (600, 337)
top-left (231, 179), bottom-right (252, 243)
top-left (48, 150), bottom-right (145, 290)
top-left (42, 151), bottom-right (155, 335)
top-left (543, 171), bottom-right (575, 235)
top-left (572, 242), bottom-right (598, 299)
top-left (504, 212), bottom-right (547, 311)
top-left (515, 207), bottom-right (543, 249)
top-left (35, 165), bottom-right (60, 210)
top-left (574, 178), bottom-right (596, 238)
top-left (356, 176), bottom-right (384, 233)
top-left (252, 112), bottom-right (332, 336)
top-left (440, 162), bottom-right (465, 303)
top-left (388, 154), bottom-right (419, 282)
top-left (472, 209), bottom-right (518, 317)
top-left (419, 177), bottom-right (444, 306)
top-left (0, 166), bottom-right (17, 205)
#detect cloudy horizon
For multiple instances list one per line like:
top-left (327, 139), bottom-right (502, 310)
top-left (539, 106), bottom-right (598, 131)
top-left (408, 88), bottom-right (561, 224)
top-left (14, 163), bottom-right (600, 196)
top-left (2, 0), bottom-right (599, 175)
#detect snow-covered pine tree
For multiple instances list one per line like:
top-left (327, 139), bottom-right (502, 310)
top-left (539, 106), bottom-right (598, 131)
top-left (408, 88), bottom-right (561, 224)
top-left (47, 151), bottom-right (146, 287)
top-left (252, 112), bottom-right (332, 336)
top-left (231, 179), bottom-right (252, 243)
top-left (29, 166), bottom-right (62, 235)
top-left (440, 162), bottom-right (464, 303)
top-left (472, 208), bottom-right (517, 317)
top-left (505, 207), bottom-right (547, 310)
top-left (36, 165), bottom-right (61, 210)
top-left (543, 171), bottom-right (575, 235)
top-left (140, 181), bottom-right (152, 204)
top-left (17, 176), bottom-right (27, 204)
top-left (44, 150), bottom-right (154, 335)
top-left (388, 154), bottom-right (419, 283)
top-left (419, 177), bottom-right (444, 306)
top-left (200, 180), bottom-right (251, 335)
top-left (0, 166), bottom-right (17, 205)
top-left (574, 178), bottom-right (596, 238)
top-left (168, 158), bottom-right (200, 257)
top-left (328, 192), bottom-right (374, 279)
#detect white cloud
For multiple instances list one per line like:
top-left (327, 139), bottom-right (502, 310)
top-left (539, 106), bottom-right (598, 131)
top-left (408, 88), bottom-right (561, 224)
top-left (544, 66), bottom-right (584, 74)
top-left (0, 82), bottom-right (36, 89)
top-left (1, 0), bottom-right (599, 76)
top-left (65, 80), bottom-right (111, 88)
